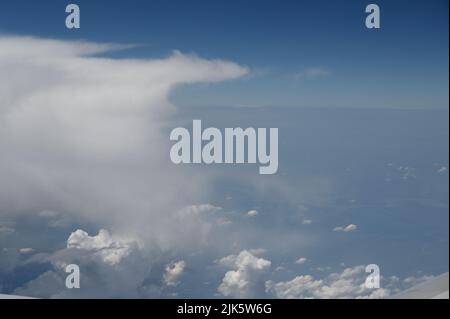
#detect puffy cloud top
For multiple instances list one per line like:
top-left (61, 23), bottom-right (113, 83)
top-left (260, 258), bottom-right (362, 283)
top-left (218, 250), bottom-right (271, 298)
top-left (333, 224), bottom-right (357, 232)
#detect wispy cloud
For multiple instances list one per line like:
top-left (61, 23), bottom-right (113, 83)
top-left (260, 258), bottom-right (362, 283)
top-left (0, 35), bottom-right (248, 297)
top-left (294, 66), bottom-right (332, 79)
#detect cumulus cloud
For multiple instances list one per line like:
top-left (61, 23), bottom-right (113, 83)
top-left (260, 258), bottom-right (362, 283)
top-left (295, 257), bottom-right (308, 265)
top-left (333, 224), bottom-right (357, 232)
top-left (266, 265), bottom-right (390, 299)
top-left (218, 250), bottom-right (271, 298)
top-left (163, 260), bottom-right (186, 287)
top-left (19, 248), bottom-right (35, 254)
top-left (266, 275), bottom-right (323, 298)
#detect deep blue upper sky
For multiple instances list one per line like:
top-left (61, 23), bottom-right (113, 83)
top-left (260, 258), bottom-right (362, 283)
top-left (0, 0), bottom-right (448, 108)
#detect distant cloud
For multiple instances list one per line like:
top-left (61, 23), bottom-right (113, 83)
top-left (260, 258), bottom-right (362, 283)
top-left (295, 257), bottom-right (308, 265)
top-left (19, 248), bottom-right (35, 254)
top-left (163, 260), bottom-right (186, 287)
top-left (302, 219), bottom-right (313, 225)
top-left (179, 204), bottom-right (221, 216)
top-left (266, 274), bottom-right (323, 298)
top-left (247, 210), bottom-right (258, 217)
top-left (398, 166), bottom-right (416, 180)
top-left (37, 210), bottom-right (59, 218)
top-left (333, 224), bottom-right (358, 232)
top-left (294, 67), bottom-right (331, 79)
top-left (218, 250), bottom-right (271, 298)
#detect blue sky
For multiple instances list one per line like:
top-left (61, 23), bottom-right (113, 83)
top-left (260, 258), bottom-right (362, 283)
top-left (0, 0), bottom-right (448, 108)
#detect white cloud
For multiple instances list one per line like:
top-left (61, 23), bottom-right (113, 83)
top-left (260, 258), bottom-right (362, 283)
top-left (333, 224), bottom-right (357, 232)
top-left (37, 210), bottom-right (71, 228)
top-left (0, 248), bottom-right (21, 273)
top-left (163, 260), bottom-right (186, 287)
top-left (302, 219), bottom-right (312, 225)
top-left (217, 254), bottom-right (238, 268)
top-left (218, 250), bottom-right (271, 298)
top-left (266, 275), bottom-right (323, 298)
top-left (266, 265), bottom-right (390, 299)
top-left (246, 210), bottom-right (258, 217)
top-left (0, 225), bottom-right (14, 236)
top-left (295, 257), bottom-right (308, 265)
